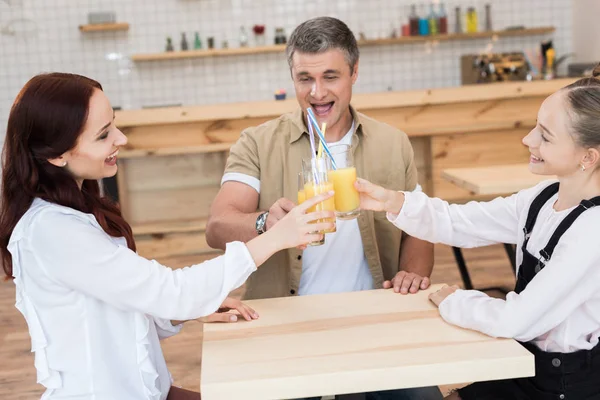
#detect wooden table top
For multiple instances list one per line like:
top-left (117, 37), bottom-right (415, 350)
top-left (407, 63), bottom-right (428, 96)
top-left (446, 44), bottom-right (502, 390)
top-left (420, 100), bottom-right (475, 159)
top-left (441, 163), bottom-right (552, 195)
top-left (201, 285), bottom-right (534, 399)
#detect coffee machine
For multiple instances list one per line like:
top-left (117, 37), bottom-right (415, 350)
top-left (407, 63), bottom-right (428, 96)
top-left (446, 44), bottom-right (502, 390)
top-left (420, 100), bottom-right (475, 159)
top-left (461, 52), bottom-right (530, 84)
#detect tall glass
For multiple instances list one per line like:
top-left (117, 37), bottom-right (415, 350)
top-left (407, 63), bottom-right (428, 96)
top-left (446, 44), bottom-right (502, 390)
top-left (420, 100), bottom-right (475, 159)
top-left (327, 144), bottom-right (360, 220)
top-left (301, 158), bottom-right (336, 245)
top-left (297, 172), bottom-right (306, 205)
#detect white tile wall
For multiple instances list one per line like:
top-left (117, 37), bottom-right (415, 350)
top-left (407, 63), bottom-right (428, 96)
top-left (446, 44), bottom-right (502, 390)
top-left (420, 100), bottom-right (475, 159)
top-left (0, 0), bottom-right (572, 140)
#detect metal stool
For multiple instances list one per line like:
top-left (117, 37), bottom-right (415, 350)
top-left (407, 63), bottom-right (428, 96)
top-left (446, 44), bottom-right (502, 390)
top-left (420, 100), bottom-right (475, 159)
top-left (452, 244), bottom-right (516, 293)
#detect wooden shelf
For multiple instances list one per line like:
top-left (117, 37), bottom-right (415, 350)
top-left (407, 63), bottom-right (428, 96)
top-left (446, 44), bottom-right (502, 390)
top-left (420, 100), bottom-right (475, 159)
top-left (79, 23), bottom-right (129, 33)
top-left (359, 26), bottom-right (555, 47)
top-left (132, 44), bottom-right (287, 62)
top-left (131, 27), bottom-right (555, 62)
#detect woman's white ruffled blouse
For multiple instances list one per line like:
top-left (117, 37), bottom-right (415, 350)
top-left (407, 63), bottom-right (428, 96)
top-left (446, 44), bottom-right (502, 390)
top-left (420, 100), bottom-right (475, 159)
top-left (10, 199), bottom-right (257, 399)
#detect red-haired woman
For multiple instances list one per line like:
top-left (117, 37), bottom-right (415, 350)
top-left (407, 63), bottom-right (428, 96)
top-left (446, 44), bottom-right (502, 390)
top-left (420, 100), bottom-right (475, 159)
top-left (0, 73), bottom-right (334, 400)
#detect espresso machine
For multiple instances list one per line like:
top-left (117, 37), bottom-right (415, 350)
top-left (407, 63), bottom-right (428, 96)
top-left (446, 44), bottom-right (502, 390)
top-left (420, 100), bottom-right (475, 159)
top-left (461, 52), bottom-right (530, 84)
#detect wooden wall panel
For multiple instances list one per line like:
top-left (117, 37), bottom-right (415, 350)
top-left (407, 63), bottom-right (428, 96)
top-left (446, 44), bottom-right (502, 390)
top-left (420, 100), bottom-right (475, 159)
top-left (409, 137), bottom-right (431, 194)
top-left (128, 185), bottom-right (221, 224)
top-left (125, 153), bottom-right (225, 192)
top-left (121, 117), bottom-right (271, 151)
top-left (431, 129), bottom-right (531, 200)
top-left (136, 231), bottom-right (214, 259)
top-left (361, 96), bottom-right (543, 137)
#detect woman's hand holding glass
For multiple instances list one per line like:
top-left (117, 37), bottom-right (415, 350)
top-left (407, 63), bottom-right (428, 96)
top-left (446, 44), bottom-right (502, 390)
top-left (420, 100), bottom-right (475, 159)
top-left (354, 178), bottom-right (405, 215)
top-left (269, 191), bottom-right (336, 250)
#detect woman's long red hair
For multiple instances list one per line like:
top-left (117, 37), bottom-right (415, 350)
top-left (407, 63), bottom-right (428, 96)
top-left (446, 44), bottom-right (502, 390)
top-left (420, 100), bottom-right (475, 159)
top-left (0, 73), bottom-right (135, 279)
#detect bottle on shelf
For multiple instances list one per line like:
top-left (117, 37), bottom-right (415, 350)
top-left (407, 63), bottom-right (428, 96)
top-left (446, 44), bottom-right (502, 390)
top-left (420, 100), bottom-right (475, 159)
top-left (402, 19), bottom-right (410, 37)
top-left (454, 6), bottom-right (462, 33)
top-left (418, 4), bottom-right (430, 36)
top-left (239, 26), bottom-right (248, 47)
top-left (428, 3), bottom-right (439, 35)
top-left (466, 7), bottom-right (478, 33)
top-left (439, 2), bottom-right (448, 34)
top-left (274, 27), bottom-right (287, 44)
top-left (194, 32), bottom-right (202, 49)
top-left (180, 32), bottom-right (189, 51)
top-left (485, 4), bottom-right (493, 31)
top-left (409, 4), bottom-right (419, 36)
top-left (165, 37), bottom-right (174, 52)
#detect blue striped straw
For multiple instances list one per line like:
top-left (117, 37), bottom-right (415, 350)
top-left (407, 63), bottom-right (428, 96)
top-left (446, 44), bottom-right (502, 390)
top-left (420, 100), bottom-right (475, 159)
top-left (306, 114), bottom-right (321, 185)
top-left (305, 112), bottom-right (317, 158)
top-left (306, 108), bottom-right (338, 170)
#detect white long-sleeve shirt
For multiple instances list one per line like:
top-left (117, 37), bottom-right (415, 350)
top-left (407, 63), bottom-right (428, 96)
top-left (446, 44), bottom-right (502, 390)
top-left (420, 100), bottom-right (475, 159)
top-left (11, 199), bottom-right (257, 399)
top-left (389, 180), bottom-right (600, 353)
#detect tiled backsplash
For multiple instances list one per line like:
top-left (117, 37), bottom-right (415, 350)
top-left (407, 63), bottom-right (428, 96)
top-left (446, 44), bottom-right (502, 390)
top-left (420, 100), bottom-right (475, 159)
top-left (0, 0), bottom-right (572, 140)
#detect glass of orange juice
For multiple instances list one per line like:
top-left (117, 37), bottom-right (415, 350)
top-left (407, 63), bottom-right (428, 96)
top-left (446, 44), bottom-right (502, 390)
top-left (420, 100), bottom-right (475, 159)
top-left (297, 172), bottom-right (306, 205)
top-left (327, 144), bottom-right (360, 220)
top-left (301, 158), bottom-right (336, 245)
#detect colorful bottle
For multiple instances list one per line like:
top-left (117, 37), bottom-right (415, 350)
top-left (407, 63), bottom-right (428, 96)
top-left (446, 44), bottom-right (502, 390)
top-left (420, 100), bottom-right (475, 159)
top-left (193, 32), bottom-right (202, 49)
top-left (428, 3), bottom-right (439, 35)
top-left (409, 4), bottom-right (419, 36)
top-left (439, 3), bottom-right (448, 34)
top-left (418, 5), bottom-right (430, 36)
top-left (466, 7), bottom-right (478, 33)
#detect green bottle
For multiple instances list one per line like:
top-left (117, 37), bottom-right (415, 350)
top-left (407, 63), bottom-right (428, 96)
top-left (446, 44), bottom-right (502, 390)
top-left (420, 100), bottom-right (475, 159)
top-left (194, 32), bottom-right (202, 49)
top-left (428, 3), bottom-right (439, 35)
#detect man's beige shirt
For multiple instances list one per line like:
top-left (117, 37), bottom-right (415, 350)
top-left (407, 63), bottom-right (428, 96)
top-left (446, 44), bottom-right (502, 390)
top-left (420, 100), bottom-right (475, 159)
top-left (224, 106), bottom-right (418, 299)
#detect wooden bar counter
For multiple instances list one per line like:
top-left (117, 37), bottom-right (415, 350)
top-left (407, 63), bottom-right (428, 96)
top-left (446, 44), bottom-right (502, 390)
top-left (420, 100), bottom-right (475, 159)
top-left (114, 78), bottom-right (576, 262)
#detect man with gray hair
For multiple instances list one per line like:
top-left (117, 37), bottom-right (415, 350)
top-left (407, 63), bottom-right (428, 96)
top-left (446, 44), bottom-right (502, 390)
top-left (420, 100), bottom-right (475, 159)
top-left (207, 17), bottom-right (441, 399)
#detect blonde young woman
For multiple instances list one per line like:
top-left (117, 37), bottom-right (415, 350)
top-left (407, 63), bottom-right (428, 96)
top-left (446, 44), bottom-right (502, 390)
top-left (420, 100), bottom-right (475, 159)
top-left (356, 68), bottom-right (600, 399)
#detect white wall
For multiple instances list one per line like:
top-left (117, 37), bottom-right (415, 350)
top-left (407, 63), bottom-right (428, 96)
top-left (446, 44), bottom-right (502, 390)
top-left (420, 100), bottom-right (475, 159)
top-left (0, 0), bottom-right (572, 140)
top-left (572, 0), bottom-right (600, 63)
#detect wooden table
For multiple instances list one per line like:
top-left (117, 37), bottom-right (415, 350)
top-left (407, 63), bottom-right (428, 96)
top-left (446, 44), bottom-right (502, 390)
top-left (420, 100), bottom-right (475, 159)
top-left (441, 163), bottom-right (551, 196)
top-left (201, 285), bottom-right (534, 400)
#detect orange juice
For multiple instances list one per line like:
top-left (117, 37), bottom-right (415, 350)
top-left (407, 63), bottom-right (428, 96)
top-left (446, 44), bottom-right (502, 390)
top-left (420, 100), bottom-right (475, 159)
top-left (328, 167), bottom-right (360, 219)
top-left (303, 181), bottom-right (336, 233)
top-left (297, 189), bottom-right (306, 204)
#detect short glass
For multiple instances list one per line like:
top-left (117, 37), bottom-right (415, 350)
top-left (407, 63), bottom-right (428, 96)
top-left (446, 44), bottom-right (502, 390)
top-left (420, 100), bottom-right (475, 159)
top-left (327, 144), bottom-right (360, 220)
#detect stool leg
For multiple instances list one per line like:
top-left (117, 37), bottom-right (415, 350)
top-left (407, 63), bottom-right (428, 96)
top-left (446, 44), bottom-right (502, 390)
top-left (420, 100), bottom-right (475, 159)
top-left (452, 246), bottom-right (473, 290)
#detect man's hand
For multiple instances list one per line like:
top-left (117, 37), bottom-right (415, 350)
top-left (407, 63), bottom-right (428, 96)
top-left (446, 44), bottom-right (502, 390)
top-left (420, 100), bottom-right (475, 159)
top-left (428, 285), bottom-right (459, 307)
top-left (266, 198), bottom-right (296, 230)
top-left (383, 271), bottom-right (431, 294)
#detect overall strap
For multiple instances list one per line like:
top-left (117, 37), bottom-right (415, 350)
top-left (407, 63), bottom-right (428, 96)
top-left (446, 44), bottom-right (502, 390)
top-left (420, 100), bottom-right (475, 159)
top-left (523, 182), bottom-right (559, 239)
top-left (539, 196), bottom-right (600, 261)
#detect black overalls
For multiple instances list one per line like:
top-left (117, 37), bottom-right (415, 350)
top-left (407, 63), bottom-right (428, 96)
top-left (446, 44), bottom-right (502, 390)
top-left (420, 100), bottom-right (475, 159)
top-left (458, 183), bottom-right (600, 400)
